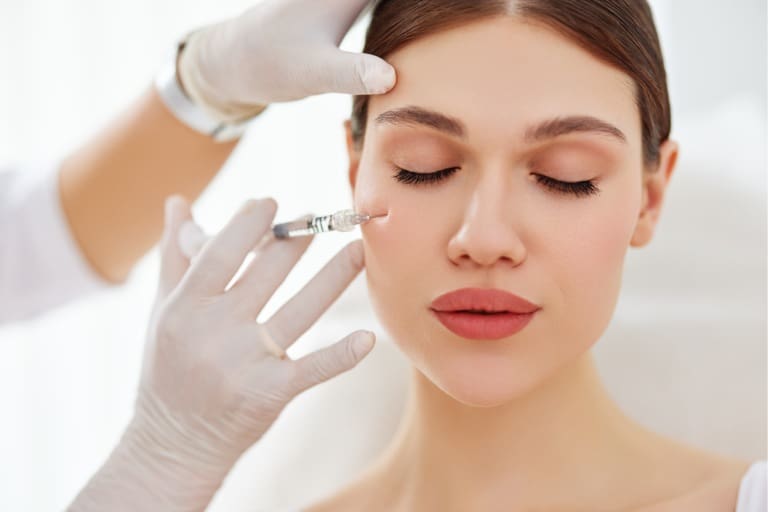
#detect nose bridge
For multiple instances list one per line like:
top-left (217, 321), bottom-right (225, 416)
top-left (449, 161), bottom-right (527, 267)
top-left (465, 159), bottom-right (518, 229)
top-left (470, 162), bottom-right (510, 217)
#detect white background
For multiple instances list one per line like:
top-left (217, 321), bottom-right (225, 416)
top-left (0, 1), bottom-right (765, 510)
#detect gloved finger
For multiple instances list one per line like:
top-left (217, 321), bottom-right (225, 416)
top-left (158, 195), bottom-right (193, 299)
top-left (289, 330), bottom-right (375, 396)
top-left (226, 215), bottom-right (314, 314)
top-left (177, 220), bottom-right (207, 260)
top-left (312, 50), bottom-right (396, 96)
top-left (182, 198), bottom-right (277, 295)
top-left (260, 239), bottom-right (365, 353)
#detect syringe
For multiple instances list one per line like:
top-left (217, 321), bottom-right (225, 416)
top-left (178, 208), bottom-right (386, 259)
top-left (272, 209), bottom-right (385, 239)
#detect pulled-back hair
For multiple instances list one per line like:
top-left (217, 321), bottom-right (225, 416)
top-left (351, 0), bottom-right (670, 168)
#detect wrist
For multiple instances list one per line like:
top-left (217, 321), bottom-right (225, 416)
top-left (128, 387), bottom-right (246, 476)
top-left (68, 422), bottom-right (230, 512)
top-left (155, 30), bottom-right (263, 142)
top-left (177, 26), bottom-right (267, 124)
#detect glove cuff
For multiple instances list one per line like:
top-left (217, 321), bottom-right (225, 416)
top-left (154, 29), bottom-right (265, 142)
top-left (177, 27), bottom-right (268, 126)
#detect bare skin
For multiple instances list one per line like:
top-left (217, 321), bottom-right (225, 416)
top-left (307, 456), bottom-right (750, 512)
top-left (306, 353), bottom-right (751, 512)
top-left (59, 86), bottom-right (237, 284)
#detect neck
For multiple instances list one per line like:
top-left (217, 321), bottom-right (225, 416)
top-left (369, 351), bottom-right (659, 510)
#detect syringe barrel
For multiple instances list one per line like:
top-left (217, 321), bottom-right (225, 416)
top-left (330, 209), bottom-right (362, 232)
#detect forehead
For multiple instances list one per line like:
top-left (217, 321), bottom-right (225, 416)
top-left (367, 16), bottom-right (641, 149)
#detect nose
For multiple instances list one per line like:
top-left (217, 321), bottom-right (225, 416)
top-left (446, 173), bottom-right (527, 269)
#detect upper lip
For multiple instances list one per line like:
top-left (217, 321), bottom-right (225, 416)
top-left (430, 287), bottom-right (541, 314)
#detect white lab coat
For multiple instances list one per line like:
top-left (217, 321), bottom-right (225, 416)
top-left (0, 161), bottom-right (107, 324)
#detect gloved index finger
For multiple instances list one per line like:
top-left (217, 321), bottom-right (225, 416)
top-left (182, 198), bottom-right (278, 295)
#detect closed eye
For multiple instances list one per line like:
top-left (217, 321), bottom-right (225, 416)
top-left (392, 167), bottom-right (459, 185)
top-left (533, 174), bottom-right (600, 197)
top-left (392, 167), bottom-right (600, 197)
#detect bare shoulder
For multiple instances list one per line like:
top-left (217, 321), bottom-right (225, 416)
top-left (302, 446), bottom-right (754, 512)
top-left (682, 456), bottom-right (755, 510)
top-left (635, 453), bottom-right (754, 512)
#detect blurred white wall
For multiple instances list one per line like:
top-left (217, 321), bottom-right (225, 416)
top-left (0, 1), bottom-right (765, 510)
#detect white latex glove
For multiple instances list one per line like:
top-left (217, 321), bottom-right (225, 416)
top-left (68, 196), bottom-right (376, 511)
top-left (179, 0), bottom-right (396, 122)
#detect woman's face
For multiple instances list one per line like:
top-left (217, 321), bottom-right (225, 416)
top-left (347, 16), bottom-right (675, 406)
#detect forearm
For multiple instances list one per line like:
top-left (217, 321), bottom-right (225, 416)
top-left (59, 85), bottom-right (238, 283)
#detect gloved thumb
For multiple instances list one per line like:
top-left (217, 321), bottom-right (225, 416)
top-left (158, 195), bottom-right (193, 299)
top-left (290, 330), bottom-right (376, 395)
top-left (315, 51), bottom-right (396, 96)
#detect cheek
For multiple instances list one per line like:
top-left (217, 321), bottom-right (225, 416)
top-left (559, 204), bottom-right (634, 290)
top-left (573, 177), bottom-right (640, 282)
top-left (360, 211), bottom-right (427, 351)
top-left (353, 160), bottom-right (441, 278)
top-left (542, 175), bottom-right (642, 346)
top-left (353, 164), bottom-right (450, 358)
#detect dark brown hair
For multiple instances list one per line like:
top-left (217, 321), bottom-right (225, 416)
top-left (350, 0), bottom-right (671, 168)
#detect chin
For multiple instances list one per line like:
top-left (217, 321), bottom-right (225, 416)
top-left (417, 351), bottom-right (548, 408)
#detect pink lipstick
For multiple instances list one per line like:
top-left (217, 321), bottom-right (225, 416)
top-left (429, 288), bottom-right (540, 340)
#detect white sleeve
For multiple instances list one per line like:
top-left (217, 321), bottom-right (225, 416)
top-left (737, 460), bottom-right (767, 512)
top-left (0, 160), bottom-right (110, 325)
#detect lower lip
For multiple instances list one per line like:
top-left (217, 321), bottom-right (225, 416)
top-left (431, 310), bottom-right (537, 340)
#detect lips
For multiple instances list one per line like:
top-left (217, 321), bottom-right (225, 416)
top-left (429, 288), bottom-right (540, 340)
top-left (430, 287), bottom-right (540, 314)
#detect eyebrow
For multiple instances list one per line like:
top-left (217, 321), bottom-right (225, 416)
top-left (375, 106), bottom-right (466, 138)
top-left (373, 106), bottom-right (627, 144)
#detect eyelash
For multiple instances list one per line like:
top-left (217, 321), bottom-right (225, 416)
top-left (392, 167), bottom-right (600, 198)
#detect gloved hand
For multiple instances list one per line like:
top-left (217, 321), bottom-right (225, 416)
top-left (68, 196), bottom-right (375, 511)
top-left (179, 0), bottom-right (396, 122)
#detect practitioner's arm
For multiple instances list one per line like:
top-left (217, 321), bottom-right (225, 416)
top-left (58, 87), bottom-right (237, 284)
top-left (58, 0), bottom-right (395, 284)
